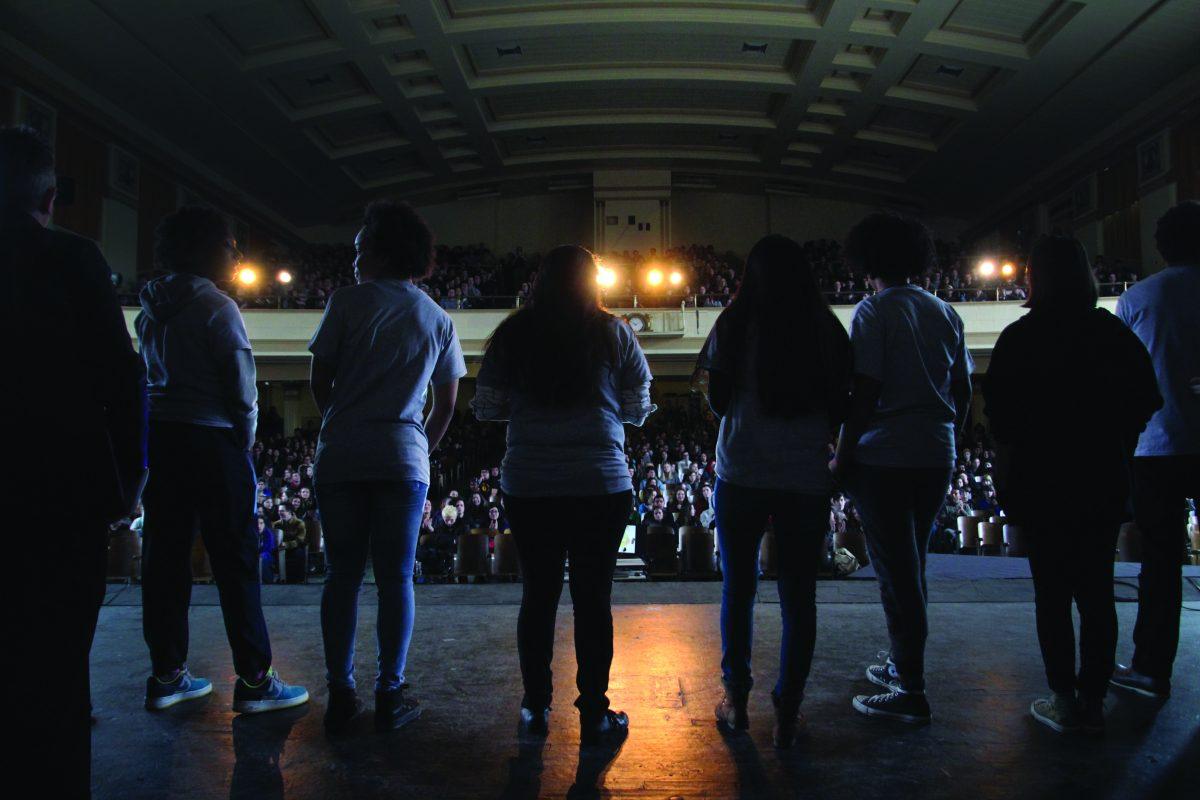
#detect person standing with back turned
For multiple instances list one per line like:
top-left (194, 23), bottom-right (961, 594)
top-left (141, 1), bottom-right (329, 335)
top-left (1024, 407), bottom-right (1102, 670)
top-left (2, 125), bottom-right (147, 798)
top-left (310, 200), bottom-right (464, 735)
top-left (695, 234), bottom-right (852, 748)
top-left (984, 236), bottom-right (1160, 734)
top-left (831, 213), bottom-right (973, 724)
top-left (472, 245), bottom-right (655, 747)
top-left (1111, 201), bottom-right (1200, 700)
top-left (138, 206), bottom-right (308, 715)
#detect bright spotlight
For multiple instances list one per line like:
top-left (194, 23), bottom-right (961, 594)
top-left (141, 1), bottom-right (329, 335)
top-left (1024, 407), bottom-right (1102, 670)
top-left (669, 271), bottom-right (683, 286)
top-left (277, 269), bottom-right (293, 284)
top-left (978, 259), bottom-right (996, 278)
top-left (647, 268), bottom-right (664, 287)
top-left (596, 267), bottom-right (617, 288)
top-left (1000, 263), bottom-right (1015, 278)
top-left (236, 266), bottom-right (259, 286)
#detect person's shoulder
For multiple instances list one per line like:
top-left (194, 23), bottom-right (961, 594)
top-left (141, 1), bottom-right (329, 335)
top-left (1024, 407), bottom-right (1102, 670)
top-left (43, 226), bottom-right (110, 280)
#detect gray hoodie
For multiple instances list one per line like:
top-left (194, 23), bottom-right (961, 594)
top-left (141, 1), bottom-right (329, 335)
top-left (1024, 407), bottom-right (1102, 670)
top-left (136, 274), bottom-right (257, 448)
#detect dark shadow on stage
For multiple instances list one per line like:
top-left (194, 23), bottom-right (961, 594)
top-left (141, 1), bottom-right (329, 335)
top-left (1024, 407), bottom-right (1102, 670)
top-left (230, 706), bottom-right (309, 800)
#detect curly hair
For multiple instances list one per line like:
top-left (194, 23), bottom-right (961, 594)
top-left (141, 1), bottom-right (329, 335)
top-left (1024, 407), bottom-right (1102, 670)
top-left (844, 212), bottom-right (936, 283)
top-left (0, 125), bottom-right (56, 211)
top-left (153, 206), bottom-right (232, 279)
top-left (359, 199), bottom-right (434, 280)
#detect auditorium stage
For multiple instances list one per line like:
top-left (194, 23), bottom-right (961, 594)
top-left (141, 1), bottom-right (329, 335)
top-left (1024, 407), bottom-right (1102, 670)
top-left (92, 579), bottom-right (1200, 800)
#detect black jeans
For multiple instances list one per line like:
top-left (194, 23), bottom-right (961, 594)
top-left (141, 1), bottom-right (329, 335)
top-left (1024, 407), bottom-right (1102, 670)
top-left (141, 421), bottom-right (272, 679)
top-left (505, 491), bottom-right (632, 720)
top-left (1027, 516), bottom-right (1120, 700)
top-left (8, 512), bottom-right (106, 798)
top-left (714, 479), bottom-right (829, 705)
top-left (847, 463), bottom-right (952, 693)
top-left (1130, 455), bottom-right (1199, 683)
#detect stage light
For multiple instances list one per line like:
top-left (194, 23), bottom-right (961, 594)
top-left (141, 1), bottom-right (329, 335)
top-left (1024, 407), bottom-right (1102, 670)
top-left (978, 259), bottom-right (996, 278)
top-left (669, 270), bottom-right (683, 286)
top-left (596, 266), bottom-right (617, 288)
top-left (1000, 263), bottom-right (1015, 278)
top-left (236, 266), bottom-right (259, 286)
top-left (277, 269), bottom-right (293, 284)
top-left (647, 268), bottom-right (664, 287)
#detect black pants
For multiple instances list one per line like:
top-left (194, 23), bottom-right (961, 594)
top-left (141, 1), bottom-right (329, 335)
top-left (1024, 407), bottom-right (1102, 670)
top-left (8, 512), bottom-right (106, 798)
top-left (1027, 516), bottom-right (1120, 700)
top-left (848, 464), bottom-right (952, 693)
top-left (1130, 455), bottom-right (1199, 684)
top-left (505, 491), bottom-right (632, 720)
top-left (141, 421), bottom-right (272, 679)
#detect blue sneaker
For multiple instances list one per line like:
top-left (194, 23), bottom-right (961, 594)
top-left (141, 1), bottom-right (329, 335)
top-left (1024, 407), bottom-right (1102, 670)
top-left (145, 668), bottom-right (213, 710)
top-left (232, 668), bottom-right (309, 714)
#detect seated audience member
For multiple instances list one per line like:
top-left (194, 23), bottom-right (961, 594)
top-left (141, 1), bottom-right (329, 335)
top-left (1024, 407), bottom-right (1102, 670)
top-left (1112, 201), bottom-right (1200, 700)
top-left (985, 235), bottom-right (1160, 734)
top-left (667, 488), bottom-right (695, 527)
top-left (485, 505), bottom-right (507, 533)
top-left (276, 507), bottom-right (308, 583)
top-left (465, 492), bottom-right (488, 528)
top-left (257, 517), bottom-right (278, 584)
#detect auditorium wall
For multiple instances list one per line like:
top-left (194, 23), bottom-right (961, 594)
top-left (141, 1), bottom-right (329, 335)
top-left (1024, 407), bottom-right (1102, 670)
top-left (413, 191), bottom-right (594, 253)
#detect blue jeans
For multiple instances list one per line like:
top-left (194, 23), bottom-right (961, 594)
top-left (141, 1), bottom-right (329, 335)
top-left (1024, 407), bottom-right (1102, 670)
top-left (846, 464), bottom-right (951, 693)
top-left (316, 479), bottom-right (428, 691)
top-left (715, 479), bottom-right (830, 704)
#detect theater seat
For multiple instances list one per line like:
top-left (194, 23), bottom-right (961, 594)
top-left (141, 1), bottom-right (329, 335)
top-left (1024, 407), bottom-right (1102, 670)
top-left (758, 527), bottom-right (777, 578)
top-left (107, 527), bottom-right (140, 582)
top-left (680, 526), bottom-right (715, 576)
top-left (979, 521), bottom-right (1004, 556)
top-left (190, 533), bottom-right (212, 582)
top-left (1003, 524), bottom-right (1028, 558)
top-left (957, 515), bottom-right (980, 554)
top-left (492, 530), bottom-right (518, 576)
top-left (1117, 522), bottom-right (1142, 563)
top-left (641, 524), bottom-right (679, 578)
top-left (456, 528), bottom-right (490, 576)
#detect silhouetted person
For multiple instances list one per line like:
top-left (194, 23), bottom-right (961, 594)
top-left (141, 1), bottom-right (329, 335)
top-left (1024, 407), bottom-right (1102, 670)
top-left (985, 236), bottom-right (1160, 734)
top-left (2, 124), bottom-right (147, 798)
top-left (831, 213), bottom-right (972, 724)
top-left (138, 206), bottom-right (307, 714)
top-left (310, 200), bottom-right (463, 734)
top-left (696, 235), bottom-right (851, 747)
top-left (473, 245), bottom-right (654, 747)
top-left (1112, 200), bottom-right (1200, 699)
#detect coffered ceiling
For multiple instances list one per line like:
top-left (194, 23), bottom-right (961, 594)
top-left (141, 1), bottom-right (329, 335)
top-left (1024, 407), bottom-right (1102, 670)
top-left (2, 0), bottom-right (1198, 226)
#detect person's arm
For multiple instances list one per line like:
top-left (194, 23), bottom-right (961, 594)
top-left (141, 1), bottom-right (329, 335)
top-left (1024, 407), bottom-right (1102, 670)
top-left (471, 346), bottom-right (512, 421)
top-left (295, 520), bottom-right (307, 547)
top-left (310, 356), bottom-right (335, 415)
top-left (76, 240), bottom-right (148, 516)
top-left (831, 302), bottom-right (883, 481)
top-left (693, 325), bottom-right (729, 417)
top-left (211, 304), bottom-right (258, 450)
top-left (618, 323), bottom-right (656, 426)
top-left (949, 314), bottom-right (974, 434)
top-left (425, 379), bottom-right (458, 452)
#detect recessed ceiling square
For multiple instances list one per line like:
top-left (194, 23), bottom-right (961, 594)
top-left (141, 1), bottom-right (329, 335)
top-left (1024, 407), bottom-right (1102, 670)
top-left (209, 0), bottom-right (329, 57)
top-left (312, 113), bottom-right (404, 150)
top-left (270, 63), bottom-right (373, 110)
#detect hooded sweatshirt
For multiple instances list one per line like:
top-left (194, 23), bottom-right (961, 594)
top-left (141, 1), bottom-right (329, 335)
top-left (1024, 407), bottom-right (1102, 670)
top-left (136, 273), bottom-right (257, 447)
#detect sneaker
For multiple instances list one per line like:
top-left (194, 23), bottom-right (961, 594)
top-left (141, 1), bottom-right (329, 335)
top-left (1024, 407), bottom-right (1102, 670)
top-left (1078, 697), bottom-right (1105, 736)
top-left (1109, 665), bottom-right (1170, 699)
top-left (714, 693), bottom-right (749, 733)
top-left (1030, 693), bottom-right (1081, 733)
top-left (580, 709), bottom-right (629, 748)
top-left (324, 686), bottom-right (362, 735)
top-left (771, 692), bottom-right (805, 749)
top-left (866, 660), bottom-right (902, 693)
top-left (145, 668), bottom-right (213, 710)
top-left (852, 690), bottom-right (932, 724)
top-left (232, 668), bottom-right (309, 714)
top-left (518, 707), bottom-right (550, 738)
top-left (375, 685), bottom-right (422, 732)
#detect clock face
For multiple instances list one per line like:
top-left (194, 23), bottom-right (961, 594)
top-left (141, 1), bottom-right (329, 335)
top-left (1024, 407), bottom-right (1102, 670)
top-left (627, 314), bottom-right (646, 332)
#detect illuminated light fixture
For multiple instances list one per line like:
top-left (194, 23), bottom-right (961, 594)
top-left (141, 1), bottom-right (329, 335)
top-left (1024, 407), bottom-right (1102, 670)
top-left (669, 271), bottom-right (683, 286)
top-left (596, 266), bottom-right (617, 288)
top-left (236, 266), bottom-right (259, 286)
top-left (277, 269), bottom-right (293, 284)
top-left (646, 268), bottom-right (664, 287)
top-left (978, 259), bottom-right (996, 278)
top-left (1000, 263), bottom-right (1015, 278)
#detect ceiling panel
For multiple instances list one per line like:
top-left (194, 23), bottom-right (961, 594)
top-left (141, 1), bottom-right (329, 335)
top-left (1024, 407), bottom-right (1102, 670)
top-left (208, 0), bottom-right (329, 56)
top-left (269, 63), bottom-right (373, 110)
top-left (486, 88), bottom-right (780, 120)
top-left (900, 54), bottom-right (1002, 99)
top-left (942, 0), bottom-right (1063, 43)
top-left (446, 0), bottom-right (819, 16)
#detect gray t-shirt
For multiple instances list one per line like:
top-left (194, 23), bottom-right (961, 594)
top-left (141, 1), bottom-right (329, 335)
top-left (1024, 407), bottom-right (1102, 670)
top-left (1117, 265), bottom-right (1200, 456)
top-left (850, 286), bottom-right (972, 468)
top-left (474, 316), bottom-right (652, 498)
top-left (698, 326), bottom-right (834, 493)
top-left (309, 279), bottom-right (466, 485)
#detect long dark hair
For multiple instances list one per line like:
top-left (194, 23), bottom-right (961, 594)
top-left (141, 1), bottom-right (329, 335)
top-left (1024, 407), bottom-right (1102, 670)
top-left (484, 245), bottom-right (619, 407)
top-left (1024, 235), bottom-right (1097, 313)
top-left (713, 234), bottom-right (851, 420)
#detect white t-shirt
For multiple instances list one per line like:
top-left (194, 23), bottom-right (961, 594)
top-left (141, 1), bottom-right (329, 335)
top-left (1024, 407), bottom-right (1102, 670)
top-left (849, 286), bottom-right (972, 469)
top-left (309, 279), bottom-right (466, 485)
